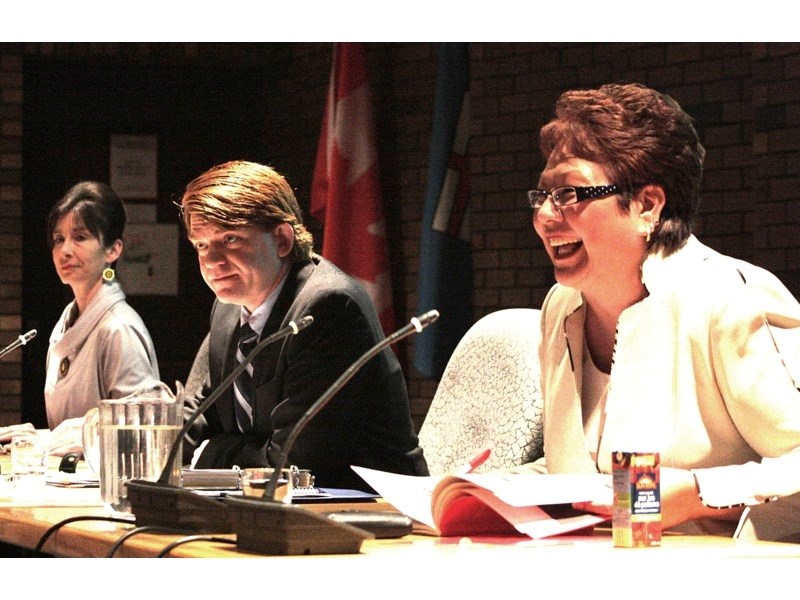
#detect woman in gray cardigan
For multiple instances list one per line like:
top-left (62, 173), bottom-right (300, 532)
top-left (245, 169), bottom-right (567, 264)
top-left (43, 181), bottom-right (159, 455)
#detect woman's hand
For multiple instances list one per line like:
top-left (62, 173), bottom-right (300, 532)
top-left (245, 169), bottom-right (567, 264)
top-left (659, 467), bottom-right (743, 528)
top-left (45, 416), bottom-right (85, 457)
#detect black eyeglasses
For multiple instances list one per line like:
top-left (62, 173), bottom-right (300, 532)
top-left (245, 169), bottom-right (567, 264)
top-left (527, 184), bottom-right (621, 210)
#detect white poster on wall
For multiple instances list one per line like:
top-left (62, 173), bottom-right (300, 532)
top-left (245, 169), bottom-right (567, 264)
top-left (110, 134), bottom-right (158, 199)
top-left (117, 223), bottom-right (178, 296)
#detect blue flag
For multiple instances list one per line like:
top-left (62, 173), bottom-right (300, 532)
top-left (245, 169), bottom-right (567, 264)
top-left (413, 43), bottom-right (473, 379)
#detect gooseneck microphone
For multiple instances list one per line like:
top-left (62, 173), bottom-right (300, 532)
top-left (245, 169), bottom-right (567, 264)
top-left (125, 316), bottom-right (313, 532)
top-left (264, 309), bottom-right (440, 502)
top-left (0, 329), bottom-right (37, 359)
top-left (156, 315), bottom-right (314, 486)
top-left (225, 310), bottom-right (439, 556)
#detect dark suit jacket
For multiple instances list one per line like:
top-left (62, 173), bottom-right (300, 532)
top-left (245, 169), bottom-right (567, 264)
top-left (183, 255), bottom-right (429, 490)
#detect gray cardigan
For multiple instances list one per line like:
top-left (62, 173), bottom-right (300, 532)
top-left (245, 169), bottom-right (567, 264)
top-left (45, 280), bottom-right (159, 430)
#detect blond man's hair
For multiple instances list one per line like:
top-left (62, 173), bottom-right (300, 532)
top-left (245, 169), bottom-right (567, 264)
top-left (180, 160), bottom-right (314, 262)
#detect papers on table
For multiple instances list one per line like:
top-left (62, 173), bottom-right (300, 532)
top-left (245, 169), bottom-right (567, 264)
top-left (352, 465), bottom-right (612, 538)
top-left (0, 473), bottom-right (103, 507)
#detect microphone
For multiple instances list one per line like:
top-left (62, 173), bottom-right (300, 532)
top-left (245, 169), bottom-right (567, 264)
top-left (265, 309), bottom-right (439, 501)
top-left (160, 314), bottom-right (314, 485)
top-left (0, 329), bottom-right (37, 359)
top-left (125, 316), bottom-right (313, 532)
top-left (225, 310), bottom-right (440, 556)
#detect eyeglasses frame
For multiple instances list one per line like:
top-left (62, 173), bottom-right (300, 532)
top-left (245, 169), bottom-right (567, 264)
top-left (527, 184), bottom-right (622, 210)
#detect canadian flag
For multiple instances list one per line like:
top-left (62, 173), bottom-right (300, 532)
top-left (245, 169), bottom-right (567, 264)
top-left (311, 43), bottom-right (396, 334)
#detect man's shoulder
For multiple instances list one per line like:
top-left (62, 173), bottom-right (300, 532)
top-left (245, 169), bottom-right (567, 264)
top-left (303, 256), bottom-right (367, 296)
top-left (308, 254), bottom-right (346, 278)
top-left (295, 257), bottom-right (383, 327)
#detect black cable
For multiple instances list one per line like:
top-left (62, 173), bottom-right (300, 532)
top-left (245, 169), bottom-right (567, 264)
top-left (106, 525), bottom-right (194, 557)
top-left (35, 515), bottom-right (135, 554)
top-left (155, 534), bottom-right (237, 557)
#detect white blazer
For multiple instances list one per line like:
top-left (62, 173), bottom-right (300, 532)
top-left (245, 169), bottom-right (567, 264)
top-left (537, 236), bottom-right (800, 535)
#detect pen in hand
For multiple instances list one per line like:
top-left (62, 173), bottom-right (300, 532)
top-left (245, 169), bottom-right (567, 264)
top-left (455, 448), bottom-right (492, 475)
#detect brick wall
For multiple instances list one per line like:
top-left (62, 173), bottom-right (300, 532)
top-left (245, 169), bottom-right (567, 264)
top-left (0, 49), bottom-right (23, 423)
top-left (752, 43), bottom-right (800, 292)
top-left (1, 42), bottom-right (798, 430)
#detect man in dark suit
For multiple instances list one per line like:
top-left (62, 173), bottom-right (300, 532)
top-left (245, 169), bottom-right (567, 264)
top-left (179, 160), bottom-right (428, 490)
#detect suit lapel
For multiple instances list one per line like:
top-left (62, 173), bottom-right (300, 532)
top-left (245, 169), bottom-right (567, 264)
top-left (209, 302), bottom-right (241, 432)
top-left (248, 259), bottom-right (316, 433)
top-left (252, 259), bottom-right (315, 386)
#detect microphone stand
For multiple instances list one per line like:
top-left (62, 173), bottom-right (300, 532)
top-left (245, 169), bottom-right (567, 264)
top-left (265, 310), bottom-right (439, 502)
top-left (125, 316), bottom-right (314, 533)
top-left (225, 310), bottom-right (440, 556)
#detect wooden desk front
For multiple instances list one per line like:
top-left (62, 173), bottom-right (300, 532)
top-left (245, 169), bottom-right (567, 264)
top-left (2, 493), bottom-right (800, 599)
top-left (1, 452), bottom-right (799, 597)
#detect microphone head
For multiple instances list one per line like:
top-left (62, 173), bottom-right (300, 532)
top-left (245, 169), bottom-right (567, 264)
top-left (418, 310), bottom-right (439, 326)
top-left (410, 310), bottom-right (440, 333)
top-left (22, 329), bottom-right (37, 344)
top-left (295, 315), bottom-right (314, 330)
top-left (288, 315), bottom-right (314, 335)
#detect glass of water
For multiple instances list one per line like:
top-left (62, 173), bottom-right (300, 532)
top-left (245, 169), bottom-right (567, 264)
top-left (11, 433), bottom-right (47, 496)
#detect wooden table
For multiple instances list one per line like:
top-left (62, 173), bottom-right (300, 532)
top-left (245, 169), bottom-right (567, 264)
top-left (2, 489), bottom-right (800, 596)
top-left (2, 457), bottom-right (799, 596)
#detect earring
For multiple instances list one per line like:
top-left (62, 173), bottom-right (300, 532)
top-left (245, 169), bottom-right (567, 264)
top-left (102, 267), bottom-right (115, 283)
top-left (645, 219), bottom-right (659, 243)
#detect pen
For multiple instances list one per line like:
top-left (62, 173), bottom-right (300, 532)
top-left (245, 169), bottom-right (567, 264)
top-left (455, 448), bottom-right (492, 475)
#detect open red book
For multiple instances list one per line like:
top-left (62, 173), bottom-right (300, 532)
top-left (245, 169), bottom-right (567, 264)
top-left (352, 466), bottom-right (611, 538)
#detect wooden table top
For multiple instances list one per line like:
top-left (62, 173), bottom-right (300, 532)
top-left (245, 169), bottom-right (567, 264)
top-left (2, 454), bottom-right (799, 598)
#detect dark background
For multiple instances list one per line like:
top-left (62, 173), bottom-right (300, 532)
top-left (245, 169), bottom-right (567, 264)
top-left (1, 42), bottom-right (798, 430)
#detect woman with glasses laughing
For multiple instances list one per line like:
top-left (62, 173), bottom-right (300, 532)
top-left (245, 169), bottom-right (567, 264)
top-left (522, 82), bottom-right (800, 542)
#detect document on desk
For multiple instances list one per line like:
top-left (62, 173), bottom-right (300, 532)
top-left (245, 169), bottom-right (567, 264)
top-left (0, 476), bottom-right (103, 507)
top-left (352, 466), bottom-right (611, 539)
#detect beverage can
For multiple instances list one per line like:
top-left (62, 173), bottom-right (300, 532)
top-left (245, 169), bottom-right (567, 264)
top-left (612, 450), bottom-right (661, 547)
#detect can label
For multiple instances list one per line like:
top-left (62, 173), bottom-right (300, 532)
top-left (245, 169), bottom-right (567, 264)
top-left (612, 451), bottom-right (661, 547)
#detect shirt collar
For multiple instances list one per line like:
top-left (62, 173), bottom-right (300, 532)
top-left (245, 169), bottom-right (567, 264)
top-left (240, 267), bottom-right (291, 336)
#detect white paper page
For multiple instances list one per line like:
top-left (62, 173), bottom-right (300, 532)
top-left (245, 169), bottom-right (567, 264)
top-left (458, 471), bottom-right (612, 506)
top-left (352, 466), bottom-right (612, 530)
top-left (0, 477), bottom-right (103, 507)
top-left (463, 486), bottom-right (608, 538)
top-left (351, 465), bottom-right (441, 528)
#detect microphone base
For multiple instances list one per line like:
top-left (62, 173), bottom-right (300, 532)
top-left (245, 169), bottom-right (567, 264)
top-left (126, 479), bottom-right (234, 533)
top-left (225, 496), bottom-right (374, 555)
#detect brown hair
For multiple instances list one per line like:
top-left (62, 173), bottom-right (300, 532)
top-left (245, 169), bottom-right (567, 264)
top-left (179, 160), bottom-right (314, 262)
top-left (539, 83), bottom-right (705, 256)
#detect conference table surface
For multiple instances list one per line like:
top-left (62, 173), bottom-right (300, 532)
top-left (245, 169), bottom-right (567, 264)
top-left (2, 461), bottom-right (800, 597)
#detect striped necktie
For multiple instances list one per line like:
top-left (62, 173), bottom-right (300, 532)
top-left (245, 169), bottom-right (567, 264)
top-left (233, 321), bottom-right (259, 433)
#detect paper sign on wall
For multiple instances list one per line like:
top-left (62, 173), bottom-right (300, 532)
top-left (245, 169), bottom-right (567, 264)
top-left (117, 223), bottom-right (178, 296)
top-left (110, 134), bottom-right (158, 200)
